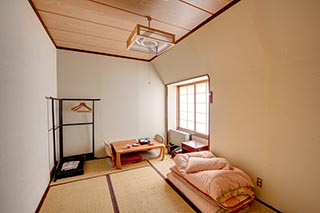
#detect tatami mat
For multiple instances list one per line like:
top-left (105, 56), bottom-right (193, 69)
top-left (51, 158), bottom-right (149, 186)
top-left (148, 155), bottom-right (276, 213)
top-left (40, 176), bottom-right (113, 213)
top-left (148, 154), bottom-right (175, 177)
top-left (246, 201), bottom-right (277, 213)
top-left (110, 166), bottom-right (195, 213)
top-left (41, 155), bottom-right (276, 213)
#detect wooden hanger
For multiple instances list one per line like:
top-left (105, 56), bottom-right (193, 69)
top-left (71, 102), bottom-right (92, 112)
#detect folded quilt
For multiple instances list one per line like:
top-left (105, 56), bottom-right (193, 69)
top-left (173, 150), bottom-right (216, 174)
top-left (186, 157), bottom-right (233, 173)
top-left (217, 186), bottom-right (255, 210)
top-left (185, 168), bottom-right (254, 202)
top-left (172, 151), bottom-right (255, 211)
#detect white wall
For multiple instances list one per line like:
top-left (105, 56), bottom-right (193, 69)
top-left (0, 1), bottom-right (57, 213)
top-left (153, 0), bottom-right (320, 212)
top-left (57, 50), bottom-right (165, 157)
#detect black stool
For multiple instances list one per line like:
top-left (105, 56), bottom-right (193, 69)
top-left (171, 147), bottom-right (182, 158)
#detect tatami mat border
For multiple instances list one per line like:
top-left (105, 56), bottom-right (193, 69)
top-left (37, 158), bottom-right (281, 213)
top-left (36, 163), bottom-right (150, 211)
top-left (106, 175), bottom-right (120, 213)
top-left (50, 164), bottom-right (151, 187)
top-left (147, 160), bottom-right (202, 213)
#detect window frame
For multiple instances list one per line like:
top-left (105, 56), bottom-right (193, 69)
top-left (177, 80), bottom-right (209, 139)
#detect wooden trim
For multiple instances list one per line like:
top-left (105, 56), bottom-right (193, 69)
top-left (50, 164), bottom-right (150, 187)
top-left (176, 127), bottom-right (209, 140)
top-left (49, 166), bottom-right (55, 181)
top-left (194, 84), bottom-right (197, 132)
top-left (39, 9), bottom-right (131, 32)
top-left (57, 47), bottom-right (149, 62)
top-left (165, 87), bottom-right (168, 146)
top-left (149, 55), bottom-right (157, 62)
top-left (177, 79), bottom-right (208, 87)
top-left (35, 183), bottom-right (50, 213)
top-left (179, 0), bottom-right (213, 15)
top-left (177, 86), bottom-right (180, 130)
top-left (165, 74), bottom-right (209, 86)
top-left (48, 27), bottom-right (124, 43)
top-left (89, 0), bottom-right (147, 20)
top-left (55, 38), bottom-right (123, 53)
top-left (177, 80), bottom-right (209, 137)
top-left (256, 199), bottom-right (282, 213)
top-left (50, 173), bottom-right (106, 187)
top-left (175, 0), bottom-right (241, 44)
top-left (207, 74), bottom-right (211, 147)
top-left (137, 24), bottom-right (176, 40)
top-left (165, 74), bottom-right (211, 150)
top-left (148, 0), bottom-right (240, 61)
top-left (89, 0), bottom-right (190, 31)
top-left (194, 132), bottom-right (209, 140)
top-left (55, 38), bottom-right (153, 60)
top-left (29, 0), bottom-right (240, 62)
top-left (28, 0), bottom-right (56, 47)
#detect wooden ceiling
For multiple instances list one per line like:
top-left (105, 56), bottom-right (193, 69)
top-left (30, 0), bottom-right (239, 61)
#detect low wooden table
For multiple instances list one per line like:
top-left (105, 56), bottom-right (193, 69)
top-left (182, 140), bottom-right (209, 153)
top-left (112, 139), bottom-right (165, 169)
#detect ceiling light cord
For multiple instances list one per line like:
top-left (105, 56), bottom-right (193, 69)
top-left (146, 16), bottom-right (151, 28)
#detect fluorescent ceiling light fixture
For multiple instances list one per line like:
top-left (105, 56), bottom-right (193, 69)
top-left (127, 24), bottom-right (175, 55)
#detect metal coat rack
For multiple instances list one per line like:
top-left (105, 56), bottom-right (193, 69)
top-left (46, 97), bottom-right (100, 180)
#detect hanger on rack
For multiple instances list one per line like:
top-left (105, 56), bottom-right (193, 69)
top-left (71, 102), bottom-right (92, 112)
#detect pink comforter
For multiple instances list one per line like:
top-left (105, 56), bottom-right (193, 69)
top-left (172, 151), bottom-right (255, 211)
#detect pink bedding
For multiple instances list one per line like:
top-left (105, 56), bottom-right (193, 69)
top-left (172, 151), bottom-right (255, 211)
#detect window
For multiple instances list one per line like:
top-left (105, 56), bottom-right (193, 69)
top-left (178, 80), bottom-right (209, 137)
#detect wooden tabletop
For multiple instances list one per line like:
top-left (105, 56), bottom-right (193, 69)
top-left (112, 139), bottom-right (166, 169)
top-left (112, 139), bottom-right (165, 154)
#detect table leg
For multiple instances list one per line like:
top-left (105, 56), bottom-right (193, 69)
top-left (116, 152), bottom-right (121, 169)
top-left (161, 146), bottom-right (165, 160)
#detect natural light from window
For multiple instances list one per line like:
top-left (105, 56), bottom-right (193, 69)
top-left (178, 79), bottom-right (209, 136)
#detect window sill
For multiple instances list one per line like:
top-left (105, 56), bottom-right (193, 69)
top-left (177, 128), bottom-right (209, 140)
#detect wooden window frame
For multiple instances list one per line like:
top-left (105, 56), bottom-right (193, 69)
top-left (177, 80), bottom-right (209, 139)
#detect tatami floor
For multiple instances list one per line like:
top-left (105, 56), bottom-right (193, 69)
top-left (38, 155), bottom-right (276, 213)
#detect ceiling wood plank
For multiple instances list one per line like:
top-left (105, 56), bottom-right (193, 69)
top-left (55, 40), bottom-right (153, 61)
top-left (30, 0), bottom-right (237, 61)
top-left (32, 0), bottom-right (145, 31)
top-left (50, 28), bottom-right (153, 58)
top-left (90, 0), bottom-right (211, 30)
top-left (39, 11), bottom-right (129, 42)
top-left (180, 0), bottom-right (234, 14)
top-left (49, 28), bottom-right (127, 50)
top-left (33, 0), bottom-right (188, 41)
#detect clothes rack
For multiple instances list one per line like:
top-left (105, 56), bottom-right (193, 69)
top-left (46, 97), bottom-right (100, 181)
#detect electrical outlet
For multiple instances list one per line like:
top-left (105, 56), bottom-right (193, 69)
top-left (257, 177), bottom-right (263, 187)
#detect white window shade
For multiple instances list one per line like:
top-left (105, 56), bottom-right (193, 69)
top-left (127, 24), bottom-right (175, 55)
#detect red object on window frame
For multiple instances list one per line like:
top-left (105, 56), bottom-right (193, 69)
top-left (209, 91), bottom-right (213, 104)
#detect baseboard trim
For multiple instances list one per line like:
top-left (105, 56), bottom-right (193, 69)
top-left (35, 183), bottom-right (50, 213)
top-left (256, 198), bottom-right (282, 213)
